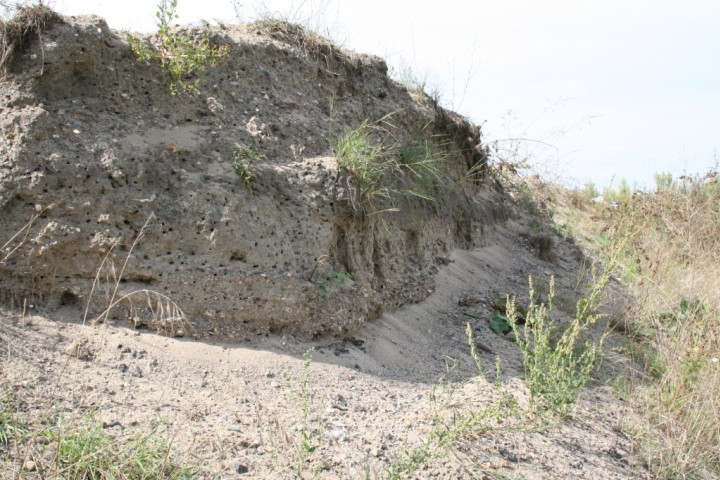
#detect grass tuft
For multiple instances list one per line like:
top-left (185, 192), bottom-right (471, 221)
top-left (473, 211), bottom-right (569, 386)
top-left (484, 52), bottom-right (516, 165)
top-left (334, 117), bottom-right (394, 208)
top-left (0, 393), bottom-right (193, 479)
top-left (0, 2), bottom-right (60, 74)
top-left (248, 18), bottom-right (346, 67)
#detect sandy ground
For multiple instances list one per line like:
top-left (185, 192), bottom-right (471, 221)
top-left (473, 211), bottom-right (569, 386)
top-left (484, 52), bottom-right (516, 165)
top-left (1, 222), bottom-right (651, 479)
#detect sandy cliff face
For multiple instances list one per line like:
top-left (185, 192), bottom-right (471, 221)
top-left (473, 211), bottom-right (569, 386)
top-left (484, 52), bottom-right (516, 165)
top-left (0, 14), bottom-right (506, 339)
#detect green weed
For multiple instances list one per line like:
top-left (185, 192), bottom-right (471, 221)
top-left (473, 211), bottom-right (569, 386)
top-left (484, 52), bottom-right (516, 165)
top-left (509, 274), bottom-right (608, 418)
top-left (385, 396), bottom-right (517, 480)
top-left (314, 270), bottom-right (353, 300)
top-left (270, 348), bottom-right (320, 478)
top-left (232, 145), bottom-right (261, 191)
top-left (384, 325), bottom-right (521, 479)
top-left (296, 348), bottom-right (316, 457)
top-left (126, 0), bottom-right (228, 95)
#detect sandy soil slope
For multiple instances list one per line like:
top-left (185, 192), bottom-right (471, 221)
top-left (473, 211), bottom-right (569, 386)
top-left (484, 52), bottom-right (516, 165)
top-left (1, 220), bottom-right (650, 479)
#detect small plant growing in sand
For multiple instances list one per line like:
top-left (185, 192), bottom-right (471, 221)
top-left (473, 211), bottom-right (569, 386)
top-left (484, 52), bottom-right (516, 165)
top-left (126, 0), bottom-right (228, 95)
top-left (295, 348), bottom-right (317, 457)
top-left (385, 325), bottom-right (520, 479)
top-left (509, 273), bottom-right (608, 418)
top-left (267, 348), bottom-right (321, 477)
top-left (44, 415), bottom-right (193, 478)
top-left (0, 395), bottom-right (29, 446)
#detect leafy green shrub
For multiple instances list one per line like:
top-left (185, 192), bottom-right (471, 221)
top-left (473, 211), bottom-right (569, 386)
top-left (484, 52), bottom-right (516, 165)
top-left (509, 275), bottom-right (607, 418)
top-left (127, 0), bottom-right (228, 95)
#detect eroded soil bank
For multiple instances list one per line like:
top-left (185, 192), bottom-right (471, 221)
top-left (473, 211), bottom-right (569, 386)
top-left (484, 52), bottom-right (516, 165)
top-left (1, 13), bottom-right (504, 339)
top-left (1, 10), bottom-right (650, 480)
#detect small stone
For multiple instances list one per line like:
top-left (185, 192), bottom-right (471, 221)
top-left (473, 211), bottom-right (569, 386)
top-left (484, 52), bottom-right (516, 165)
top-left (64, 342), bottom-right (91, 360)
top-left (270, 381), bottom-right (280, 388)
top-left (34, 204), bottom-right (42, 212)
top-left (173, 329), bottom-right (185, 338)
top-left (132, 366), bottom-right (143, 378)
top-left (458, 295), bottom-right (481, 307)
top-left (118, 363), bottom-right (128, 373)
top-left (102, 421), bottom-right (124, 430)
top-left (23, 460), bottom-right (36, 472)
top-left (235, 463), bottom-right (249, 474)
top-left (607, 447), bottom-right (626, 459)
top-left (499, 447), bottom-right (518, 463)
top-left (42, 448), bottom-right (57, 462)
top-left (64, 342), bottom-right (80, 357)
top-left (324, 428), bottom-right (346, 442)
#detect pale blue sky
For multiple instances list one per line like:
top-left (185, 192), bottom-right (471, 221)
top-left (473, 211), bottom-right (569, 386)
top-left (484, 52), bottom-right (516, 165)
top-left (53, 0), bottom-right (720, 189)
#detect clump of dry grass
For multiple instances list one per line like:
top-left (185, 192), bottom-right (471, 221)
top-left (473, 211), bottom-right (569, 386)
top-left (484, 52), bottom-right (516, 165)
top-left (0, 1), bottom-right (60, 74)
top-left (248, 18), bottom-right (348, 68)
top-left (84, 214), bottom-right (191, 338)
top-left (568, 173), bottom-right (720, 478)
